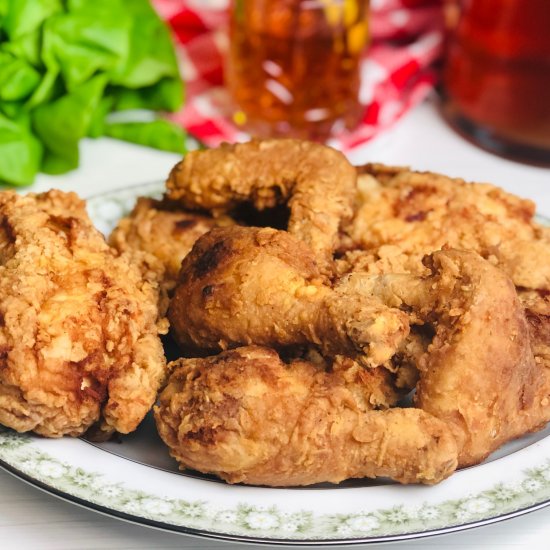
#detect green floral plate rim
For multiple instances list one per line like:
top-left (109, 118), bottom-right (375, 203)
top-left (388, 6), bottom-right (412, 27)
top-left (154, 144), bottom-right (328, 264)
top-left (0, 182), bottom-right (549, 546)
top-left (2, 428), bottom-right (550, 546)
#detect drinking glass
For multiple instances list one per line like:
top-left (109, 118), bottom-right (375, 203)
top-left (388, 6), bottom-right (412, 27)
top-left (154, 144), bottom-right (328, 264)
top-left (441, 0), bottom-right (550, 165)
top-left (226, 0), bottom-right (370, 141)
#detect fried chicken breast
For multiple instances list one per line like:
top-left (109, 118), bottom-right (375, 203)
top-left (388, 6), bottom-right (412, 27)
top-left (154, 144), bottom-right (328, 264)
top-left (341, 164), bottom-right (550, 290)
top-left (0, 191), bottom-right (167, 439)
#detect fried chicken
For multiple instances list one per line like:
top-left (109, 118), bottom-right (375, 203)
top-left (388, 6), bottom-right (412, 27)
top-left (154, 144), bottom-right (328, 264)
top-left (519, 289), bottom-right (550, 411)
top-left (166, 139), bottom-right (357, 275)
top-left (170, 217), bottom-right (549, 469)
top-left (169, 226), bottom-right (409, 368)
top-left (344, 249), bottom-right (550, 467)
top-left (303, 350), bottom-right (407, 410)
top-left (341, 164), bottom-right (550, 290)
top-left (0, 191), bottom-right (167, 439)
top-left (520, 289), bottom-right (550, 363)
top-left (109, 197), bottom-right (232, 294)
top-left (155, 346), bottom-right (457, 486)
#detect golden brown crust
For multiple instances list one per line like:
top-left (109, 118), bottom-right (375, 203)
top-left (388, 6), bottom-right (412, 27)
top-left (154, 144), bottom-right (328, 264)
top-left (343, 249), bottom-right (550, 466)
top-left (166, 139), bottom-right (357, 274)
top-left (109, 197), bottom-right (228, 295)
top-left (168, 226), bottom-right (409, 367)
top-left (162, 150), bottom-right (550, 482)
top-left (1, 145), bottom-right (546, 489)
top-left (0, 190), bottom-right (167, 438)
top-left (341, 165), bottom-right (550, 289)
top-left (518, 288), bottom-right (550, 427)
top-left (155, 346), bottom-right (458, 486)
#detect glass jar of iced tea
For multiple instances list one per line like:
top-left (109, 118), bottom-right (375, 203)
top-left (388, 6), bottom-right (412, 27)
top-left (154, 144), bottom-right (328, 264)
top-left (441, 0), bottom-right (550, 164)
top-left (226, 0), bottom-right (370, 141)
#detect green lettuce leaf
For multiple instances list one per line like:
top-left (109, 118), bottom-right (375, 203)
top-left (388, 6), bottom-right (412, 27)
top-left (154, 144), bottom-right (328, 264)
top-left (110, 0), bottom-right (180, 89)
top-left (0, 51), bottom-right (41, 101)
top-left (1, 28), bottom-right (42, 67)
top-left (0, 0), bottom-right (185, 185)
top-left (86, 95), bottom-right (115, 139)
top-left (112, 77), bottom-right (184, 113)
top-left (41, 8), bottom-right (130, 91)
top-left (0, 0), bottom-right (8, 38)
top-left (0, 112), bottom-right (42, 186)
top-left (0, 101), bottom-right (24, 119)
top-left (25, 67), bottom-right (61, 109)
top-left (105, 119), bottom-right (187, 154)
top-left (32, 74), bottom-right (107, 174)
top-left (3, 0), bottom-right (61, 40)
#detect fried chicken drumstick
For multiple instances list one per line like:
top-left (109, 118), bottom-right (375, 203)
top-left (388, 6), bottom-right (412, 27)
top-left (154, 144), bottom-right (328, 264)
top-left (169, 226), bottom-right (409, 367)
top-left (155, 346), bottom-right (458, 486)
top-left (0, 191), bottom-right (167, 439)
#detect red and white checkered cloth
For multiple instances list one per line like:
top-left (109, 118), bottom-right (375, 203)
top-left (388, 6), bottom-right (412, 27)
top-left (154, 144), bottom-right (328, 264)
top-left (153, 0), bottom-right (445, 151)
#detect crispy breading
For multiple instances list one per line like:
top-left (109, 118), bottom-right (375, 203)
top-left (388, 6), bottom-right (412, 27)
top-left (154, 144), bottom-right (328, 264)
top-left (340, 164), bottom-right (550, 290)
top-left (158, 144), bottom-right (550, 486)
top-left (169, 226), bottom-right (409, 368)
top-left (344, 249), bottom-right (550, 467)
top-left (109, 197), bottom-right (225, 294)
top-left (166, 139), bottom-right (357, 275)
top-left (518, 288), bottom-right (550, 425)
top-left (155, 346), bottom-right (457, 486)
top-left (0, 190), bottom-right (167, 438)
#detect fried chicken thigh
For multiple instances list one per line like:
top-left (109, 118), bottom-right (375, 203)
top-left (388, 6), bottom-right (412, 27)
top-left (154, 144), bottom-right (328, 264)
top-left (169, 226), bottom-right (409, 367)
top-left (344, 249), bottom-right (550, 466)
top-left (155, 346), bottom-right (457, 486)
top-left (166, 139), bottom-right (357, 274)
top-left (342, 164), bottom-right (550, 290)
top-left (0, 191), bottom-right (167, 438)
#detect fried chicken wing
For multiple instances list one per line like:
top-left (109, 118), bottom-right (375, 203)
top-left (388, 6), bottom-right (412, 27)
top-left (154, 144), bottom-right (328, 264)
top-left (0, 191), bottom-right (167, 438)
top-left (155, 346), bottom-right (457, 486)
top-left (109, 197), bottom-right (231, 294)
top-left (169, 226), bottom-right (409, 367)
top-left (342, 165), bottom-right (550, 290)
top-left (344, 249), bottom-right (550, 466)
top-left (166, 139), bottom-right (357, 274)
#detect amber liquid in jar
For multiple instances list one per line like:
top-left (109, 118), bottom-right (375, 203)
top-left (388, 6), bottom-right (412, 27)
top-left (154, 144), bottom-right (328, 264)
top-left (442, 0), bottom-right (550, 164)
top-left (227, 0), bottom-right (369, 141)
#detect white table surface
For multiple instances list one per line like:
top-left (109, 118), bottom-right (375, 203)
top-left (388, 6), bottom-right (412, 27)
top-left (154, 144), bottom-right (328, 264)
top-left (1, 96), bottom-right (550, 550)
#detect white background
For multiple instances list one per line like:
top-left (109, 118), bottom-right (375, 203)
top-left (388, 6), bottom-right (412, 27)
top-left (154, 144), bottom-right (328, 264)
top-left (1, 97), bottom-right (550, 549)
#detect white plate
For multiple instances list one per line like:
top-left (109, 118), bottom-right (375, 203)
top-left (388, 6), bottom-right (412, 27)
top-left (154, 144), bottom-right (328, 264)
top-left (1, 181), bottom-right (550, 546)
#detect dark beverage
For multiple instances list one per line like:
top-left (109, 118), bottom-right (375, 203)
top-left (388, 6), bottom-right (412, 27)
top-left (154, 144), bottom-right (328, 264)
top-left (442, 0), bottom-right (550, 164)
